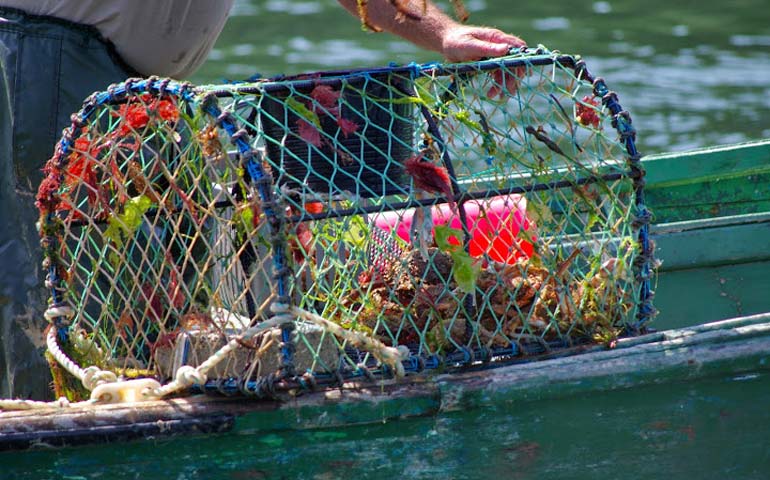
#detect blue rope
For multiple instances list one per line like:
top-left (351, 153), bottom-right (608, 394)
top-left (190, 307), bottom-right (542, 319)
top-left (201, 96), bottom-right (296, 379)
top-left (588, 71), bottom-right (656, 331)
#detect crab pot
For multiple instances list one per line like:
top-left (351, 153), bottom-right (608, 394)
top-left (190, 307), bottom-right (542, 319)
top-left (36, 50), bottom-right (654, 401)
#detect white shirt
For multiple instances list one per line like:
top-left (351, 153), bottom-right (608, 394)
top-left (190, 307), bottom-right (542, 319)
top-left (2, 0), bottom-right (234, 78)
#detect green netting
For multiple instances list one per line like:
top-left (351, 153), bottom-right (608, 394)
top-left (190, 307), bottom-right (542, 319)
top-left (36, 48), bottom-right (654, 400)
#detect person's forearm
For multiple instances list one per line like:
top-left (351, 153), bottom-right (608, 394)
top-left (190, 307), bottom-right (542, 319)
top-left (337, 0), bottom-right (457, 55)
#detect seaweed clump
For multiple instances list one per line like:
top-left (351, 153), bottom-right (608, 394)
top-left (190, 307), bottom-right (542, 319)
top-left (340, 246), bottom-right (632, 354)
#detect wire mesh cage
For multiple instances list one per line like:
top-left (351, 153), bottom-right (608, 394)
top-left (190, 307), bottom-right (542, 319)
top-left (260, 70), bottom-right (413, 198)
top-left (37, 48), bottom-right (655, 401)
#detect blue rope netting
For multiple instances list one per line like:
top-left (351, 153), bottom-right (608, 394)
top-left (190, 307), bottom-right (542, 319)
top-left (37, 47), bottom-right (656, 399)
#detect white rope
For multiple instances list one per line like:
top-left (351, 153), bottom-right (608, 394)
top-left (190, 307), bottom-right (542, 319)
top-left (151, 314), bottom-right (294, 398)
top-left (43, 305), bottom-right (75, 322)
top-left (290, 306), bottom-right (408, 378)
top-left (46, 328), bottom-right (117, 391)
top-left (0, 396), bottom-right (95, 412)
top-left (46, 328), bottom-right (163, 404)
top-left (81, 366), bottom-right (119, 391)
top-left (152, 302), bottom-right (407, 398)
top-left (39, 310), bottom-right (292, 403)
top-left (39, 302), bottom-right (406, 404)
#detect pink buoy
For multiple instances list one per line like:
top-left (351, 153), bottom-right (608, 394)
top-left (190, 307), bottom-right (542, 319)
top-left (370, 194), bottom-right (534, 264)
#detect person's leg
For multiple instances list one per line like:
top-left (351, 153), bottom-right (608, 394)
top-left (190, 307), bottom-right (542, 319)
top-left (0, 8), bottom-right (136, 399)
top-left (0, 28), bottom-right (36, 400)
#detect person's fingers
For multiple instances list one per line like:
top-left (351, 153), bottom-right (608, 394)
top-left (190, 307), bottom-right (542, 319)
top-left (506, 66), bottom-right (525, 94)
top-left (505, 76), bottom-right (519, 96)
top-left (445, 38), bottom-right (508, 62)
top-left (467, 38), bottom-right (511, 58)
top-left (443, 26), bottom-right (527, 62)
top-left (487, 67), bottom-right (524, 99)
top-left (471, 28), bottom-right (526, 48)
top-left (487, 70), bottom-right (504, 99)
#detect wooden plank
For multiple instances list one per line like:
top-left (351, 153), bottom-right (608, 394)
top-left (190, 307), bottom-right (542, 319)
top-left (646, 173), bottom-right (770, 222)
top-left (0, 374), bottom-right (441, 451)
top-left (650, 212), bottom-right (770, 329)
top-left (643, 140), bottom-right (770, 222)
top-left (0, 414), bottom-right (234, 451)
top-left (643, 139), bottom-right (770, 188)
top-left (437, 314), bottom-right (770, 410)
top-left (654, 259), bottom-right (770, 329)
top-left (652, 212), bottom-right (770, 270)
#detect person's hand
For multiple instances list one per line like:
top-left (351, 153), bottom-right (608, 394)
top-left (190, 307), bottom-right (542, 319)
top-left (440, 25), bottom-right (525, 63)
top-left (441, 25), bottom-right (526, 98)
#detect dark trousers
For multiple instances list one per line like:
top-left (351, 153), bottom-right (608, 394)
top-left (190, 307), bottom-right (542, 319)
top-left (0, 7), bottom-right (136, 399)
